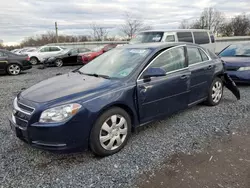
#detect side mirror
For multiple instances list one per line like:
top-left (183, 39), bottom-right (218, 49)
top-left (68, 52), bottom-right (72, 56)
top-left (143, 67), bottom-right (166, 79)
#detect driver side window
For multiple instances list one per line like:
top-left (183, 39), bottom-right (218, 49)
top-left (148, 47), bottom-right (186, 73)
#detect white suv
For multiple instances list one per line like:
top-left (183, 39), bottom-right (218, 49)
top-left (26, 46), bottom-right (65, 65)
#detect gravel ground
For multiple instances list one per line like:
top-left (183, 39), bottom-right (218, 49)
top-left (0, 66), bottom-right (249, 188)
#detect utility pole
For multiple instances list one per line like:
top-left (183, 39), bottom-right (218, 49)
top-left (55, 22), bottom-right (58, 43)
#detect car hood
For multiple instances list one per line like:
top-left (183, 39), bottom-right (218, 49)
top-left (20, 72), bottom-right (121, 103)
top-left (221, 57), bottom-right (250, 67)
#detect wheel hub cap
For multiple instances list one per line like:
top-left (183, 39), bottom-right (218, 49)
top-left (99, 114), bottom-right (128, 151)
top-left (212, 81), bottom-right (222, 103)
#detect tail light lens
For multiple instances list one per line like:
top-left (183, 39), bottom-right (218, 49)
top-left (26, 56), bottom-right (30, 61)
top-left (81, 55), bottom-right (89, 62)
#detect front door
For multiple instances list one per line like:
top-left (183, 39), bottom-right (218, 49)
top-left (137, 46), bottom-right (190, 123)
top-left (187, 46), bottom-right (215, 104)
top-left (0, 51), bottom-right (8, 73)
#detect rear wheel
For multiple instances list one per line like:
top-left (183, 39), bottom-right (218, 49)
top-left (205, 77), bottom-right (223, 106)
top-left (30, 57), bottom-right (38, 65)
top-left (55, 59), bottom-right (63, 67)
top-left (90, 107), bottom-right (131, 156)
top-left (7, 64), bottom-right (21, 75)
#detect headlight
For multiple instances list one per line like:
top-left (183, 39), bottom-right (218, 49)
top-left (39, 103), bottom-right (82, 123)
top-left (238, 67), bottom-right (250, 71)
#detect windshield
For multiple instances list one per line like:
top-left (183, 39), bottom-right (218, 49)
top-left (92, 45), bottom-right (105, 52)
top-left (78, 48), bottom-right (152, 78)
top-left (219, 44), bottom-right (250, 57)
top-left (129, 32), bottom-right (164, 44)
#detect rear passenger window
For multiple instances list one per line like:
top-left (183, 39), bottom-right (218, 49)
top-left (187, 47), bottom-right (202, 65)
top-left (193, 32), bottom-right (210, 44)
top-left (40, 47), bottom-right (50, 52)
top-left (148, 47), bottom-right (186, 73)
top-left (177, 32), bottom-right (193, 43)
top-left (165, 35), bottom-right (175, 42)
top-left (50, 47), bottom-right (60, 52)
top-left (199, 49), bottom-right (209, 61)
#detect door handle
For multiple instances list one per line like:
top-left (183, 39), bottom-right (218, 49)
top-left (206, 65), bottom-right (213, 70)
top-left (180, 75), bottom-right (188, 79)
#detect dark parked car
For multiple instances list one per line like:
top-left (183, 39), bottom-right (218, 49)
top-left (43, 48), bottom-right (91, 67)
top-left (0, 49), bottom-right (32, 75)
top-left (9, 43), bottom-right (239, 156)
top-left (218, 43), bottom-right (250, 83)
top-left (77, 44), bottom-right (117, 64)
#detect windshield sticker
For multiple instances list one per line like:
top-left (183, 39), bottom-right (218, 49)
top-left (129, 49), bottom-right (147, 54)
top-left (152, 36), bottom-right (161, 41)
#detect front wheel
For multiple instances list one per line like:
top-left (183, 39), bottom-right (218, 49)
top-left (205, 77), bottom-right (223, 106)
top-left (55, 59), bottom-right (63, 67)
top-left (90, 107), bottom-right (131, 156)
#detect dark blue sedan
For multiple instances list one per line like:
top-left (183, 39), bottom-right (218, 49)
top-left (219, 43), bottom-right (250, 83)
top-left (9, 42), bottom-right (239, 156)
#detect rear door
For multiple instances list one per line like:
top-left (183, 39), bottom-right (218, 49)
top-left (137, 46), bottom-right (191, 123)
top-left (187, 46), bottom-right (215, 104)
top-left (0, 51), bottom-right (8, 73)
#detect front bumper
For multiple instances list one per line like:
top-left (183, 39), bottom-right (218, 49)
top-left (227, 70), bottom-right (250, 83)
top-left (9, 109), bottom-right (90, 151)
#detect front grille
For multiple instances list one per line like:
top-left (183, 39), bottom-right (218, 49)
top-left (14, 111), bottom-right (30, 129)
top-left (17, 102), bottom-right (34, 114)
top-left (15, 117), bottom-right (28, 129)
top-left (13, 98), bottom-right (35, 129)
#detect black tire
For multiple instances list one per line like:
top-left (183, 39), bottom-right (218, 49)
top-left (55, 59), bottom-right (63, 67)
top-left (205, 77), bottom-right (223, 106)
top-left (90, 107), bottom-right (131, 156)
top-left (30, 57), bottom-right (38, 65)
top-left (7, 64), bottom-right (21, 75)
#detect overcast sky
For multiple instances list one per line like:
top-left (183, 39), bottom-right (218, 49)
top-left (1, 0), bottom-right (250, 45)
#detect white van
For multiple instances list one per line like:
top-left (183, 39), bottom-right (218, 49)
top-left (129, 29), bottom-right (216, 52)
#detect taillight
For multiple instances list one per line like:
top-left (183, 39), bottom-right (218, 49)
top-left (81, 55), bottom-right (89, 62)
top-left (26, 56), bottom-right (30, 61)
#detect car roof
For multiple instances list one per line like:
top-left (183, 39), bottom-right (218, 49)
top-left (119, 42), bottom-right (199, 50)
top-left (140, 29), bottom-right (211, 33)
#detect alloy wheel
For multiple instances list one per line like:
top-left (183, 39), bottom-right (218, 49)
top-left (99, 114), bottom-right (128, 151)
top-left (212, 81), bottom-right (222, 103)
top-left (55, 59), bottom-right (63, 67)
top-left (8, 64), bottom-right (21, 75)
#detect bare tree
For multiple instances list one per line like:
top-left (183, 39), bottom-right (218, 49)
top-left (120, 13), bottom-right (153, 39)
top-left (179, 7), bottom-right (224, 34)
top-left (218, 22), bottom-right (233, 36)
top-left (179, 19), bottom-right (191, 29)
top-left (231, 14), bottom-right (250, 36)
top-left (90, 23), bottom-right (109, 41)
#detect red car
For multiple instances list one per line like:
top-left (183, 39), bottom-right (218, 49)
top-left (77, 44), bottom-right (117, 64)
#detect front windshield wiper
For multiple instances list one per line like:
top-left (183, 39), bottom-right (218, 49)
top-left (74, 70), bottom-right (85, 75)
top-left (235, 54), bottom-right (250, 57)
top-left (87, 73), bottom-right (111, 79)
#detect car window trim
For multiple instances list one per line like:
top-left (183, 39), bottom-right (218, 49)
top-left (187, 45), bottom-right (212, 67)
top-left (137, 45), bottom-right (186, 81)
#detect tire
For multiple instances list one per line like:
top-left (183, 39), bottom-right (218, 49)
top-left (55, 59), bottom-right (63, 67)
top-left (30, 57), bottom-right (38, 65)
top-left (7, 64), bottom-right (21, 75)
top-left (90, 107), bottom-right (131, 156)
top-left (205, 77), bottom-right (223, 106)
